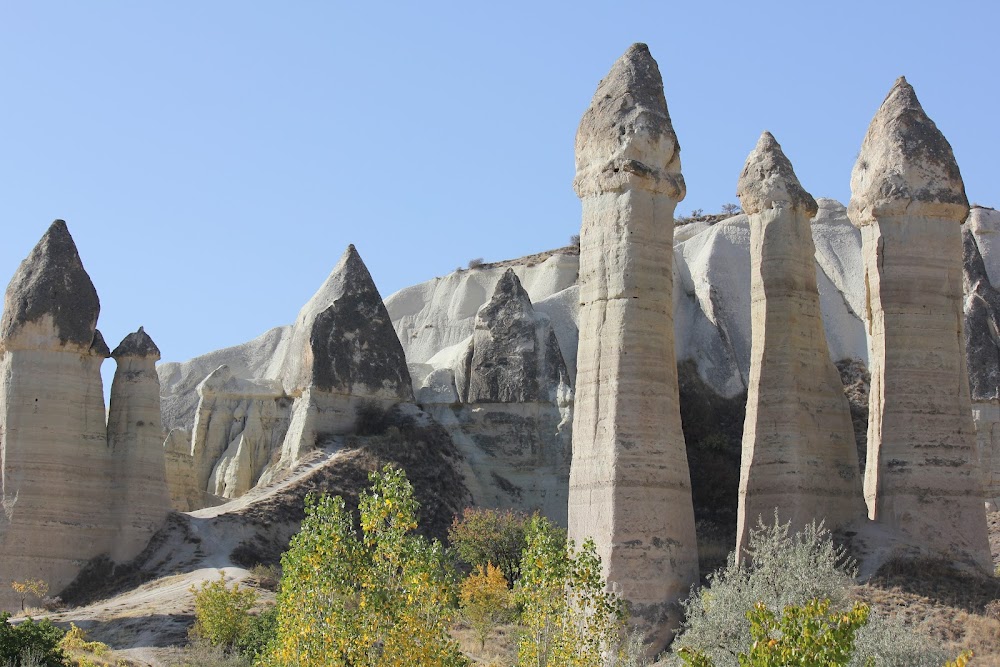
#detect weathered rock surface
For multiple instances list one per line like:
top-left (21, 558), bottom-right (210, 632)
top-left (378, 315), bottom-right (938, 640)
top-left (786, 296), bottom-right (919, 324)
top-left (160, 245), bottom-right (416, 507)
top-left (107, 327), bottom-right (171, 562)
top-left (850, 77), bottom-right (991, 570)
top-left (0, 221), bottom-right (115, 610)
top-left (466, 269), bottom-right (571, 404)
top-left (567, 43), bottom-right (698, 651)
top-left (735, 132), bottom-right (864, 556)
top-left (963, 207), bottom-right (1000, 508)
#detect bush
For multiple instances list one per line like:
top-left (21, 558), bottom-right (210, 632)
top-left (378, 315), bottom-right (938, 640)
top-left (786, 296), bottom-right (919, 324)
top-left (671, 515), bottom-right (950, 667)
top-left (449, 508), bottom-right (537, 585)
top-left (0, 613), bottom-right (67, 667)
top-left (459, 563), bottom-right (513, 651)
top-left (189, 573), bottom-right (257, 651)
top-left (354, 400), bottom-right (390, 436)
top-left (720, 203), bottom-right (741, 216)
top-left (570, 234), bottom-right (581, 247)
top-left (679, 599), bottom-right (871, 666)
top-left (231, 606), bottom-right (277, 663)
top-left (467, 258), bottom-right (485, 270)
top-left (514, 515), bottom-right (636, 667)
top-left (264, 465), bottom-right (467, 666)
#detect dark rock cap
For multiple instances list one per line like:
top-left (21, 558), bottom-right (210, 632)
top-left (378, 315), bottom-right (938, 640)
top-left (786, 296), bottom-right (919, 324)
top-left (574, 43), bottom-right (685, 199)
top-left (848, 77), bottom-right (968, 226)
top-left (308, 245), bottom-right (413, 400)
top-left (90, 329), bottom-right (111, 358)
top-left (737, 132), bottom-right (817, 217)
top-left (112, 326), bottom-right (161, 360)
top-left (0, 220), bottom-right (101, 349)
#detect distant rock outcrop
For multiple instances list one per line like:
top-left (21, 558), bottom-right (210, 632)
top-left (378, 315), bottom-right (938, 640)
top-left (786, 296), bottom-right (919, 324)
top-left (735, 133), bottom-right (864, 556)
top-left (567, 43), bottom-right (698, 652)
top-left (0, 221), bottom-right (168, 609)
top-left (162, 245), bottom-right (416, 503)
top-left (849, 78), bottom-right (990, 571)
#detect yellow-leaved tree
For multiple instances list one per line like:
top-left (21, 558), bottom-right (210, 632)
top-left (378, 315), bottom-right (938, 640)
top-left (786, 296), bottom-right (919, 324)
top-left (263, 465), bottom-right (468, 667)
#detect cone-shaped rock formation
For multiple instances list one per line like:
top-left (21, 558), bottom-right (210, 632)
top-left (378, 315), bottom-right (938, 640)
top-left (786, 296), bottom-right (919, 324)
top-left (735, 132), bottom-right (865, 556)
top-left (0, 221), bottom-right (114, 610)
top-left (466, 269), bottom-right (570, 404)
top-left (568, 43), bottom-right (698, 652)
top-left (849, 78), bottom-right (990, 570)
top-left (108, 327), bottom-right (170, 562)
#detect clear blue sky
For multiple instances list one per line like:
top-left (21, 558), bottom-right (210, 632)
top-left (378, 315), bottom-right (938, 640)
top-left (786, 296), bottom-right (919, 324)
top-left (2, 2), bottom-right (997, 386)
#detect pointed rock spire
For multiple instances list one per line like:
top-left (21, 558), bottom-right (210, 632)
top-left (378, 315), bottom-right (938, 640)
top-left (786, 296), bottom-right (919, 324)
top-left (90, 329), bottom-right (111, 358)
top-left (466, 269), bottom-right (570, 404)
top-left (573, 43), bottom-right (684, 199)
top-left (112, 326), bottom-right (161, 360)
top-left (308, 245), bottom-right (413, 400)
top-left (849, 77), bottom-right (968, 226)
top-left (1, 220), bottom-right (100, 349)
top-left (737, 132), bottom-right (817, 217)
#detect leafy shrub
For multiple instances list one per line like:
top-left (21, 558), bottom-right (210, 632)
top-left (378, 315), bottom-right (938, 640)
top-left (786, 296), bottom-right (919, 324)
top-left (514, 515), bottom-right (635, 667)
top-left (671, 515), bottom-right (949, 667)
top-left (459, 563), bottom-right (513, 650)
top-left (0, 613), bottom-right (67, 667)
top-left (449, 508), bottom-right (537, 585)
top-left (467, 258), bottom-right (485, 269)
top-left (231, 606), bottom-right (277, 663)
top-left (264, 465), bottom-right (467, 666)
top-left (189, 573), bottom-right (257, 651)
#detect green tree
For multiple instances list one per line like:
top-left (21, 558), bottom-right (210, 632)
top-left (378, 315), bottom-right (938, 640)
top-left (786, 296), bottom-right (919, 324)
top-left (449, 507), bottom-right (540, 586)
top-left (0, 612), bottom-right (67, 667)
top-left (264, 465), bottom-right (467, 667)
top-left (514, 515), bottom-right (629, 667)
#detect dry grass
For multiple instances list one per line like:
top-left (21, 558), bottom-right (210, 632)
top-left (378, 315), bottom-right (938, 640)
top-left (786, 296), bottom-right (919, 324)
top-left (451, 620), bottom-right (519, 666)
top-left (853, 553), bottom-right (1000, 663)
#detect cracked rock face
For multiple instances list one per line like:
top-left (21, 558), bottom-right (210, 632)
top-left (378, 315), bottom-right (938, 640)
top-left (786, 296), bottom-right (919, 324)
top-left (568, 43), bottom-right (698, 654)
top-left (465, 269), bottom-right (570, 404)
top-left (306, 245), bottom-right (413, 401)
top-left (849, 77), bottom-right (968, 226)
top-left (0, 220), bottom-right (101, 351)
top-left (735, 133), bottom-right (864, 557)
top-left (850, 79), bottom-right (990, 571)
top-left (573, 42), bottom-right (685, 200)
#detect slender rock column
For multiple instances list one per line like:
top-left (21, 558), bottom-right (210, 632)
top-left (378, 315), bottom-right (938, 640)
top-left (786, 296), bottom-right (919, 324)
top-left (735, 133), bottom-right (865, 556)
top-left (567, 43), bottom-right (698, 651)
top-left (849, 77), bottom-right (991, 570)
top-left (0, 221), bottom-right (115, 609)
top-left (108, 327), bottom-right (171, 563)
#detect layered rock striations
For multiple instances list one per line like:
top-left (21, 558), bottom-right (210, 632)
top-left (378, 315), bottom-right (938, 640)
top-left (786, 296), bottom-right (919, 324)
top-left (107, 327), bottom-right (171, 562)
top-left (0, 221), bottom-right (116, 609)
top-left (849, 78), bottom-right (990, 570)
top-left (567, 43), bottom-right (698, 650)
top-left (735, 133), bottom-right (864, 556)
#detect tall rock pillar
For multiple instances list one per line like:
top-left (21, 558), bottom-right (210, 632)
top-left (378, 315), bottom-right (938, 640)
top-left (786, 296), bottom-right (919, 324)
top-left (735, 132), bottom-right (865, 556)
top-left (849, 78), bottom-right (991, 570)
top-left (0, 221), bottom-right (115, 609)
top-left (108, 327), bottom-right (171, 563)
top-left (567, 43), bottom-right (698, 650)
